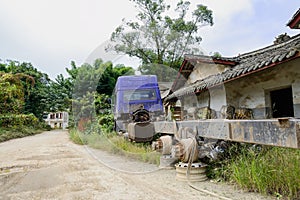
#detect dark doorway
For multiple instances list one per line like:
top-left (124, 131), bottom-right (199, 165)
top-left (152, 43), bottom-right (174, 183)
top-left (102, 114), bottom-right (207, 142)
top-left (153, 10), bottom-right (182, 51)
top-left (270, 87), bottom-right (294, 118)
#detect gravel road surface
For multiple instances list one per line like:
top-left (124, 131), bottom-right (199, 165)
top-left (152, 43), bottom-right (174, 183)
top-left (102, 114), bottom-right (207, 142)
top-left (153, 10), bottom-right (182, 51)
top-left (0, 130), bottom-right (274, 200)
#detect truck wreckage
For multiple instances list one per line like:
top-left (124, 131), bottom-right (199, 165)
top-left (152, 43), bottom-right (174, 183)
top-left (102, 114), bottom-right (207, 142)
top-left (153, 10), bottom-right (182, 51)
top-left (113, 75), bottom-right (300, 179)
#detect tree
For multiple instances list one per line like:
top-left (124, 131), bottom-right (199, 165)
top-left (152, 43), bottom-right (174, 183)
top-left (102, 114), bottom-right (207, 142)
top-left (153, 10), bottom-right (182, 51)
top-left (97, 63), bottom-right (134, 95)
top-left (46, 74), bottom-right (73, 112)
top-left (64, 59), bottom-right (134, 124)
top-left (107, 0), bottom-right (213, 69)
top-left (138, 63), bottom-right (178, 82)
top-left (4, 61), bottom-right (52, 120)
top-left (0, 72), bottom-right (34, 114)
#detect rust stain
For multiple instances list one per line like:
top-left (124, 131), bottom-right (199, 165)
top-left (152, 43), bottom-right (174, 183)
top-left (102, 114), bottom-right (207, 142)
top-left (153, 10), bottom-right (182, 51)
top-left (228, 123), bottom-right (233, 140)
top-left (296, 122), bottom-right (300, 148)
top-left (278, 118), bottom-right (291, 128)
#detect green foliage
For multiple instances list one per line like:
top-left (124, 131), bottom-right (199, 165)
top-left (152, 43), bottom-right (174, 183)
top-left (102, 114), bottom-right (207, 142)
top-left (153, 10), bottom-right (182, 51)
top-left (94, 93), bottom-right (115, 132)
top-left (0, 61), bottom-right (51, 120)
top-left (0, 72), bottom-right (35, 114)
top-left (229, 147), bottom-right (300, 199)
top-left (138, 63), bottom-right (178, 82)
top-left (69, 128), bottom-right (86, 145)
top-left (211, 52), bottom-right (222, 58)
top-left (69, 125), bottom-right (160, 165)
top-left (208, 143), bottom-right (300, 199)
top-left (69, 59), bottom-right (134, 98)
top-left (94, 93), bottom-right (111, 114)
top-left (72, 91), bottom-right (96, 123)
top-left (0, 114), bottom-right (49, 142)
top-left (97, 63), bottom-right (134, 96)
top-left (0, 81), bottom-right (24, 114)
top-left (69, 59), bottom-right (133, 130)
top-left (0, 127), bottom-right (41, 142)
top-left (0, 114), bottom-right (38, 128)
top-left (98, 114), bottom-right (114, 131)
top-left (47, 74), bottom-right (73, 112)
top-left (108, 0), bottom-right (213, 69)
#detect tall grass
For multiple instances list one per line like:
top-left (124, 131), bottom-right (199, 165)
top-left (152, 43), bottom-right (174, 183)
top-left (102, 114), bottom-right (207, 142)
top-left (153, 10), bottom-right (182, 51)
top-left (208, 143), bottom-right (300, 199)
top-left (229, 146), bottom-right (300, 199)
top-left (69, 126), bottom-right (160, 165)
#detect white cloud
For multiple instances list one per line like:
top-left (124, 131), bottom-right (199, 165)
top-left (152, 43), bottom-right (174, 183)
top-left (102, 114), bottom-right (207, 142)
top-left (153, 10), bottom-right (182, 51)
top-left (0, 0), bottom-right (299, 78)
top-left (0, 0), bottom-right (139, 78)
top-left (201, 0), bottom-right (254, 24)
top-left (192, 0), bottom-right (299, 56)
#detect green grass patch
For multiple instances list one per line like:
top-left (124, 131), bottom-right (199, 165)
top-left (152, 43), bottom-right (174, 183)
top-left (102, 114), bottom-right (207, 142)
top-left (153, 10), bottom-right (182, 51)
top-left (0, 126), bottom-right (46, 142)
top-left (69, 127), bottom-right (160, 165)
top-left (230, 146), bottom-right (300, 199)
top-left (207, 143), bottom-right (300, 199)
top-left (69, 128), bottom-right (87, 145)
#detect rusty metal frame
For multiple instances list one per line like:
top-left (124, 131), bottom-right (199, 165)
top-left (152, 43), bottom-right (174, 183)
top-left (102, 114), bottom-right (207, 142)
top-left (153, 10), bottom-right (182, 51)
top-left (154, 118), bottom-right (300, 149)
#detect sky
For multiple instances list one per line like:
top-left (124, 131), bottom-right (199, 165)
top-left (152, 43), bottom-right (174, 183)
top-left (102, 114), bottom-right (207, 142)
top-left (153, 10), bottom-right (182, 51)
top-left (0, 0), bottom-right (299, 79)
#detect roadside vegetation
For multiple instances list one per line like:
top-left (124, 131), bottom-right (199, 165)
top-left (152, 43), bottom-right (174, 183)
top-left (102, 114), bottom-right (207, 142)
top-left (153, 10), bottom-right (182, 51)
top-left (207, 143), bottom-right (300, 199)
top-left (69, 125), bottom-right (160, 165)
top-left (0, 124), bottom-right (49, 143)
top-left (0, 63), bottom-right (53, 142)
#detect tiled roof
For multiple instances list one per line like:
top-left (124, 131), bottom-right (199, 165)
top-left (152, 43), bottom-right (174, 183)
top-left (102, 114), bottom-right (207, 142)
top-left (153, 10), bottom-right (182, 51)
top-left (166, 34), bottom-right (300, 101)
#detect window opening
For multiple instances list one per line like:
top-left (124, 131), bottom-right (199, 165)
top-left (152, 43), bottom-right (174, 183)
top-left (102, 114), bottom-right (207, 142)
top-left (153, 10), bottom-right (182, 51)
top-left (270, 87), bottom-right (294, 118)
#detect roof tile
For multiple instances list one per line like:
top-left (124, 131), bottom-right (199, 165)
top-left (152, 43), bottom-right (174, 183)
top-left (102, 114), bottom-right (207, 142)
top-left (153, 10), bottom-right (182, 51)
top-left (166, 34), bottom-right (300, 101)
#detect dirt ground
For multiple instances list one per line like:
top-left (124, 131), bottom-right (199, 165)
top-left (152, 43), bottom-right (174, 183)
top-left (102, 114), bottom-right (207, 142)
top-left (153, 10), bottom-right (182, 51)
top-left (0, 130), bottom-right (275, 200)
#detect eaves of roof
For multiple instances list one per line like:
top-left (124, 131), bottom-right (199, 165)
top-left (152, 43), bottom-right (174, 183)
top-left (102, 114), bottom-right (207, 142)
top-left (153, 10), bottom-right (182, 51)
top-left (171, 55), bottom-right (239, 92)
top-left (287, 8), bottom-right (300, 29)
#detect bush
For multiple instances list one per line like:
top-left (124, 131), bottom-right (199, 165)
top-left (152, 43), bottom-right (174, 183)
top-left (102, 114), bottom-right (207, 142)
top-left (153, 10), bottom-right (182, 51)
top-left (0, 113), bottom-right (52, 142)
top-left (0, 125), bottom-right (44, 142)
top-left (0, 114), bottom-right (38, 128)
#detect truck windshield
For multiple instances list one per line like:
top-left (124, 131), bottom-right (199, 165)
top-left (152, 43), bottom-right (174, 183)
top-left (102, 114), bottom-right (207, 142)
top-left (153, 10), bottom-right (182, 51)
top-left (123, 89), bottom-right (157, 101)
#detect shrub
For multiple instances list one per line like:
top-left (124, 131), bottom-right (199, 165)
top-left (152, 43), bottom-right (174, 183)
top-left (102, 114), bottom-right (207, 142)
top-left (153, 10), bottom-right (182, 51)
top-left (0, 114), bottom-right (38, 128)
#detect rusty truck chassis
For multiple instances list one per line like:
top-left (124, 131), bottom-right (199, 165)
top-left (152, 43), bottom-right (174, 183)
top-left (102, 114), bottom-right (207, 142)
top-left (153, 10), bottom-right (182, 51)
top-left (152, 118), bottom-right (300, 149)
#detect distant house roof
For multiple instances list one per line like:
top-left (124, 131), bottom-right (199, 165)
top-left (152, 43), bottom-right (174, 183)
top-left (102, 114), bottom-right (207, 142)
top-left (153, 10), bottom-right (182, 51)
top-left (166, 33), bottom-right (300, 101)
top-left (287, 8), bottom-right (300, 29)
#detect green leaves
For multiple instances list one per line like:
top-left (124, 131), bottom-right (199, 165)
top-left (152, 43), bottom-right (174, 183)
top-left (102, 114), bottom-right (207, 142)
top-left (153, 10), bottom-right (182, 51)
top-left (0, 72), bottom-right (36, 114)
top-left (108, 0), bottom-right (213, 69)
top-left (193, 4), bottom-right (213, 26)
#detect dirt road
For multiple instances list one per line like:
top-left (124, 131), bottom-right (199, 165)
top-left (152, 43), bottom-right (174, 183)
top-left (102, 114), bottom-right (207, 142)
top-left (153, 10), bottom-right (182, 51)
top-left (0, 130), bottom-right (274, 200)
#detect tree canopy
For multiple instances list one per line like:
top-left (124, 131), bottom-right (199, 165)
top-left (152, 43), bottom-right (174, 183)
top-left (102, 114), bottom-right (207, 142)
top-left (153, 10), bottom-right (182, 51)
top-left (0, 58), bottom-right (134, 125)
top-left (108, 0), bottom-right (213, 69)
top-left (0, 72), bottom-right (34, 114)
top-left (0, 61), bottom-right (51, 120)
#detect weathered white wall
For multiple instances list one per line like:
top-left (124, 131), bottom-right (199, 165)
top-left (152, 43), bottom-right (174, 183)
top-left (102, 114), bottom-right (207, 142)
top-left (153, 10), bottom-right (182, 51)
top-left (225, 58), bottom-right (300, 118)
top-left (209, 85), bottom-right (227, 112)
top-left (188, 63), bottom-right (230, 84)
top-left (182, 94), bottom-right (198, 110)
top-left (182, 85), bottom-right (227, 116)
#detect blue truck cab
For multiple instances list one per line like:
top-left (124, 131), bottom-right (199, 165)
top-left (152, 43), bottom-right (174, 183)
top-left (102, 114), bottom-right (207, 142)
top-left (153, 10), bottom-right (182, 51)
top-left (113, 75), bottom-right (164, 132)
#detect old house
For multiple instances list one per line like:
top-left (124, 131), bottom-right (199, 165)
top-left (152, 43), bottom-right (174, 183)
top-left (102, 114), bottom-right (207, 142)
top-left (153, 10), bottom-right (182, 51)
top-left (44, 112), bottom-right (69, 130)
top-left (166, 10), bottom-right (300, 121)
top-left (161, 9), bottom-right (300, 148)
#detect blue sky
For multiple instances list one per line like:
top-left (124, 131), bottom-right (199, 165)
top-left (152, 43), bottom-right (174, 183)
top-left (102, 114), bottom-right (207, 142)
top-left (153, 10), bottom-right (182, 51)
top-left (0, 0), bottom-right (299, 79)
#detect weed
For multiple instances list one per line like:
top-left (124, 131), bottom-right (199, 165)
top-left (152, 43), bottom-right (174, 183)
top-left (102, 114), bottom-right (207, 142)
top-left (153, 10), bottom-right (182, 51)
top-left (208, 143), bottom-right (300, 199)
top-left (69, 123), bottom-right (160, 165)
top-left (0, 125), bottom-right (45, 142)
